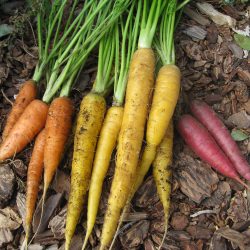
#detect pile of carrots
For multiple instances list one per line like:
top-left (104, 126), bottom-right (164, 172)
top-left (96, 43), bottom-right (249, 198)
top-left (1, 0), bottom-right (250, 250)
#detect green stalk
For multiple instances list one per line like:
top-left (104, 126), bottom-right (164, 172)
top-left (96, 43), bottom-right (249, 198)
top-left (138, 0), bottom-right (163, 49)
top-left (92, 28), bottom-right (116, 95)
top-left (32, 0), bottom-right (74, 82)
top-left (113, 0), bottom-right (142, 105)
top-left (43, 0), bottom-right (131, 103)
top-left (68, 0), bottom-right (131, 75)
top-left (154, 0), bottom-right (177, 65)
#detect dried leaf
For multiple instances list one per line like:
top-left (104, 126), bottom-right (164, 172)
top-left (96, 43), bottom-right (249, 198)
top-left (231, 130), bottom-right (249, 141)
top-left (234, 34), bottom-right (250, 51)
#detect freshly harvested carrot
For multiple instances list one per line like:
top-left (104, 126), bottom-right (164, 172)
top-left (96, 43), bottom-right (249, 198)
top-left (82, 5), bottom-right (141, 249)
top-left (190, 99), bottom-right (250, 181)
top-left (177, 114), bottom-right (249, 189)
top-left (0, 100), bottom-right (48, 161)
top-left (153, 121), bottom-right (173, 250)
top-left (43, 97), bottom-right (73, 193)
top-left (100, 1), bottom-right (162, 248)
top-left (65, 27), bottom-right (117, 250)
top-left (82, 106), bottom-right (123, 247)
top-left (25, 129), bottom-right (46, 245)
top-left (2, 80), bottom-right (37, 140)
top-left (65, 93), bottom-right (106, 250)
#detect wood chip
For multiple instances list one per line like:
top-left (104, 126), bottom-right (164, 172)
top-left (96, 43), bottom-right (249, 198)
top-left (48, 206), bottom-right (67, 239)
top-left (184, 7), bottom-right (210, 26)
top-left (33, 193), bottom-right (63, 234)
top-left (0, 229), bottom-right (13, 247)
top-left (176, 153), bottom-right (219, 203)
top-left (0, 163), bottom-right (15, 207)
top-left (120, 220), bottom-right (150, 248)
top-left (16, 192), bottom-right (26, 227)
top-left (196, 2), bottom-right (236, 28)
top-left (183, 26), bottom-right (207, 40)
top-left (215, 227), bottom-right (248, 250)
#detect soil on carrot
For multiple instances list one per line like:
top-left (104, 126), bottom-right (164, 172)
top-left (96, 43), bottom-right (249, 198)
top-left (0, 1), bottom-right (250, 249)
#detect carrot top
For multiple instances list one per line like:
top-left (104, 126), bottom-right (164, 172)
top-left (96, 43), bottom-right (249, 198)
top-left (32, 0), bottom-right (76, 82)
top-left (138, 0), bottom-right (163, 49)
top-left (154, 0), bottom-right (190, 65)
top-left (42, 0), bottom-right (132, 103)
top-left (113, 1), bottom-right (141, 106)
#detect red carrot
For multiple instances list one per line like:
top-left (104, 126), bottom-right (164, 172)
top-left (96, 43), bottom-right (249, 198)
top-left (177, 114), bottom-right (249, 189)
top-left (190, 100), bottom-right (250, 181)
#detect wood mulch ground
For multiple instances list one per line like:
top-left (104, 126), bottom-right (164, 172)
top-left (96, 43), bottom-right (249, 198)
top-left (0, 1), bottom-right (250, 249)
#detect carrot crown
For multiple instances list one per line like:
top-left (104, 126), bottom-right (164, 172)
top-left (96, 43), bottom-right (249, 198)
top-left (41, 0), bottom-right (132, 103)
top-left (154, 0), bottom-right (190, 65)
top-left (92, 28), bottom-right (116, 95)
top-left (113, 1), bottom-right (142, 106)
top-left (138, 0), bottom-right (163, 49)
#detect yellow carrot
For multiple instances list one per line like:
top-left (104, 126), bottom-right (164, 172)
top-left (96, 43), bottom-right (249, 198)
top-left (82, 107), bottom-right (123, 249)
top-left (153, 121), bottom-right (173, 250)
top-left (65, 28), bottom-right (117, 250)
top-left (65, 93), bottom-right (106, 250)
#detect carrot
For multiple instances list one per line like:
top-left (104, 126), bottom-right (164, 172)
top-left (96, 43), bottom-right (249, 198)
top-left (2, 80), bottom-right (37, 140)
top-left (177, 114), bottom-right (249, 189)
top-left (190, 99), bottom-right (250, 181)
top-left (82, 106), bottom-right (123, 248)
top-left (65, 27), bottom-right (118, 250)
top-left (43, 97), bottom-right (73, 193)
top-left (82, 5), bottom-right (141, 249)
top-left (153, 121), bottom-right (173, 250)
top-left (100, 1), bottom-right (163, 248)
top-left (0, 100), bottom-right (48, 161)
top-left (25, 129), bottom-right (46, 246)
top-left (65, 93), bottom-right (106, 250)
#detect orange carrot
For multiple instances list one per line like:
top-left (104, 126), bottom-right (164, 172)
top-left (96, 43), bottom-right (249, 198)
top-left (2, 80), bottom-right (37, 140)
top-left (0, 100), bottom-right (48, 161)
top-left (25, 129), bottom-right (46, 243)
top-left (43, 97), bottom-right (73, 193)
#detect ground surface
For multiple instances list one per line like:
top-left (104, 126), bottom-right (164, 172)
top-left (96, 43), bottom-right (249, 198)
top-left (0, 1), bottom-right (250, 250)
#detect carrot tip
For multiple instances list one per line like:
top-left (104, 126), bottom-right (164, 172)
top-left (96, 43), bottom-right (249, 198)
top-left (235, 177), bottom-right (250, 191)
top-left (81, 232), bottom-right (90, 250)
top-left (158, 223), bottom-right (168, 250)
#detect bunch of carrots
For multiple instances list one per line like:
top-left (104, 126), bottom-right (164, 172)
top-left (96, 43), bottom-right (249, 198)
top-left (1, 0), bottom-right (250, 249)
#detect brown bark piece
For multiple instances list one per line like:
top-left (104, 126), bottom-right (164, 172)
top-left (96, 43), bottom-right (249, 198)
top-left (176, 153), bottom-right (219, 203)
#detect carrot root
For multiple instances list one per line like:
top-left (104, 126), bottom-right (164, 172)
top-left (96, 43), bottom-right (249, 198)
top-left (0, 99), bottom-right (48, 161)
top-left (25, 129), bottom-right (46, 244)
top-left (43, 97), bottom-right (73, 191)
top-left (2, 80), bottom-right (37, 140)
